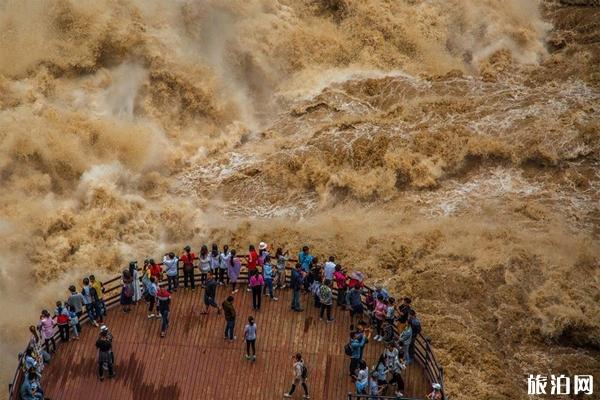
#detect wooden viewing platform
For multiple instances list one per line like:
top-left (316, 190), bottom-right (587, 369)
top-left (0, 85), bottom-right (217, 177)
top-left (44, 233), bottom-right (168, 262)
top-left (9, 264), bottom-right (445, 400)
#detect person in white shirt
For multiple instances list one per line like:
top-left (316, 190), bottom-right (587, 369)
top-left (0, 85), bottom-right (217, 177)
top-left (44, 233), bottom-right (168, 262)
top-left (284, 353), bottom-right (310, 399)
top-left (163, 252), bottom-right (179, 292)
top-left (219, 245), bottom-right (231, 285)
top-left (323, 256), bottom-right (336, 281)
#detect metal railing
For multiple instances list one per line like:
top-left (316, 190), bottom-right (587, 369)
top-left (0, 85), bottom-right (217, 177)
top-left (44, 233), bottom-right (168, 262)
top-left (347, 394), bottom-right (424, 400)
top-left (9, 255), bottom-right (446, 399)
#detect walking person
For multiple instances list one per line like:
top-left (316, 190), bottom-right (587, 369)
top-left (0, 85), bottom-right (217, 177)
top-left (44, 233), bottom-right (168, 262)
top-left (249, 270), bottom-right (264, 310)
top-left (290, 263), bottom-right (304, 312)
top-left (201, 273), bottom-right (221, 315)
top-left (373, 296), bottom-right (387, 341)
top-left (384, 342), bottom-right (406, 397)
top-left (318, 279), bottom-right (334, 322)
top-left (163, 252), bottom-right (179, 292)
top-left (96, 329), bottom-right (115, 381)
top-left (284, 353), bottom-right (310, 399)
top-left (38, 310), bottom-right (56, 353)
top-left (54, 301), bottom-right (70, 342)
top-left (222, 296), bottom-right (236, 341)
top-left (355, 360), bottom-right (369, 394)
top-left (157, 287), bottom-right (171, 338)
top-left (89, 275), bottom-right (107, 317)
top-left (348, 331), bottom-right (366, 377)
top-left (219, 245), bottom-right (231, 285)
top-left (181, 245), bottom-right (196, 291)
top-left (145, 277), bottom-right (158, 319)
top-left (199, 245), bottom-right (211, 288)
top-left (262, 256), bottom-right (278, 301)
top-left (399, 322), bottom-right (413, 365)
top-left (408, 310), bottom-right (421, 361)
top-left (228, 249), bottom-right (241, 294)
top-left (243, 316), bottom-right (257, 361)
top-left (275, 247), bottom-right (289, 289)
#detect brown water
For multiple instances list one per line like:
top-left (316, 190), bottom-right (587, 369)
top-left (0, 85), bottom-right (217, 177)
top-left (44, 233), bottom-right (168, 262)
top-left (0, 1), bottom-right (599, 398)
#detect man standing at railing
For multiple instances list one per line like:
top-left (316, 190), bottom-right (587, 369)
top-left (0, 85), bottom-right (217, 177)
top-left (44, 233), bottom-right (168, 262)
top-left (290, 263), bottom-right (305, 312)
top-left (89, 275), bottom-right (106, 317)
top-left (181, 245), bottom-right (196, 291)
top-left (298, 245), bottom-right (313, 273)
top-left (163, 252), bottom-right (179, 292)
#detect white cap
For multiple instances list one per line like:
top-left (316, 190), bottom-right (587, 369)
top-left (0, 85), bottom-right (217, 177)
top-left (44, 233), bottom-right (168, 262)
top-left (100, 325), bottom-right (108, 332)
top-left (259, 242), bottom-right (268, 250)
top-left (432, 383), bottom-right (442, 390)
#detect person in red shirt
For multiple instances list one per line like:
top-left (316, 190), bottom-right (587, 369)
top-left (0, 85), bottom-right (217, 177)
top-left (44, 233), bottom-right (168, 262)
top-left (148, 259), bottom-right (162, 282)
top-left (246, 245), bottom-right (259, 293)
top-left (180, 245), bottom-right (197, 291)
top-left (333, 265), bottom-right (348, 308)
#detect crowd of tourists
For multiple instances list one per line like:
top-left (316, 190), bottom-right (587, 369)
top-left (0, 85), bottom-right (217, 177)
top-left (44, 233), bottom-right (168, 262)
top-left (21, 242), bottom-right (443, 400)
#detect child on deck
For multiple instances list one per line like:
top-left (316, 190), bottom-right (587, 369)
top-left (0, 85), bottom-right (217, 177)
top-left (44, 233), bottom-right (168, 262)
top-left (67, 304), bottom-right (80, 340)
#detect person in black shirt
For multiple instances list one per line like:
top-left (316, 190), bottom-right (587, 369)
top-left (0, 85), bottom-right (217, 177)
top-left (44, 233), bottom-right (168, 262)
top-left (96, 330), bottom-right (114, 381)
top-left (397, 297), bottom-right (412, 324)
top-left (202, 273), bottom-right (221, 315)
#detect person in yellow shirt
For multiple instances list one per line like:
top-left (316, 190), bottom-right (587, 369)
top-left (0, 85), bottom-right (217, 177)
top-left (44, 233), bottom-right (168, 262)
top-left (89, 275), bottom-right (106, 317)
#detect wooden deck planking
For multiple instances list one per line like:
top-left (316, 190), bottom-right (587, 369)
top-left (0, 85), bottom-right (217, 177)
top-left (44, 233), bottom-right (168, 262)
top-left (41, 285), bottom-right (429, 399)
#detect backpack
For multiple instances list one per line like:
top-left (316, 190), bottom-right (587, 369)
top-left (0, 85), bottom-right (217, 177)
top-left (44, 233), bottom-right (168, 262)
top-left (301, 364), bottom-right (308, 379)
top-left (344, 342), bottom-right (353, 356)
top-left (123, 284), bottom-right (133, 298)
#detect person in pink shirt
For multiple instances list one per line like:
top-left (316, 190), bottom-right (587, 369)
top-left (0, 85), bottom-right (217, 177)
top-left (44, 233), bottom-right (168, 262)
top-left (373, 296), bottom-right (387, 342)
top-left (248, 270), bottom-right (264, 310)
top-left (38, 310), bottom-right (56, 353)
top-left (333, 265), bottom-right (348, 308)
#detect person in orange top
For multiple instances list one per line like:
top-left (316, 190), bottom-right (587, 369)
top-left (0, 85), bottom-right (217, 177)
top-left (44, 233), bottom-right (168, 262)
top-left (180, 245), bottom-right (197, 291)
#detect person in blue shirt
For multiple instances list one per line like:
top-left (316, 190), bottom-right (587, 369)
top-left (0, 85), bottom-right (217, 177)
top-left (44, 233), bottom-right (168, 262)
top-left (20, 370), bottom-right (44, 400)
top-left (298, 246), bottom-right (313, 273)
top-left (290, 264), bottom-right (304, 312)
top-left (349, 331), bottom-right (366, 377)
top-left (262, 256), bottom-right (278, 301)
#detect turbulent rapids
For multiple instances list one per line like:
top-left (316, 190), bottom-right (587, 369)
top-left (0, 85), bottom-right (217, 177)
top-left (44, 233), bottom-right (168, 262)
top-left (0, 1), bottom-right (599, 399)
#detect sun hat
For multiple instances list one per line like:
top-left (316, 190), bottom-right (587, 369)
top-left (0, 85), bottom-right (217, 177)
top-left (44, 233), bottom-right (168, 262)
top-left (259, 242), bottom-right (268, 250)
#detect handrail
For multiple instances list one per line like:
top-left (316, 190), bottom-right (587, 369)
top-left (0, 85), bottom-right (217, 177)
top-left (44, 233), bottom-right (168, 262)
top-left (347, 394), bottom-right (424, 400)
top-left (9, 257), bottom-right (446, 399)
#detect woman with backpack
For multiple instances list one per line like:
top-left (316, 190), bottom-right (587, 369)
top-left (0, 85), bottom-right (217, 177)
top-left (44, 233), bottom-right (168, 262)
top-left (283, 353), bottom-right (310, 399)
top-left (243, 316), bottom-right (257, 361)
